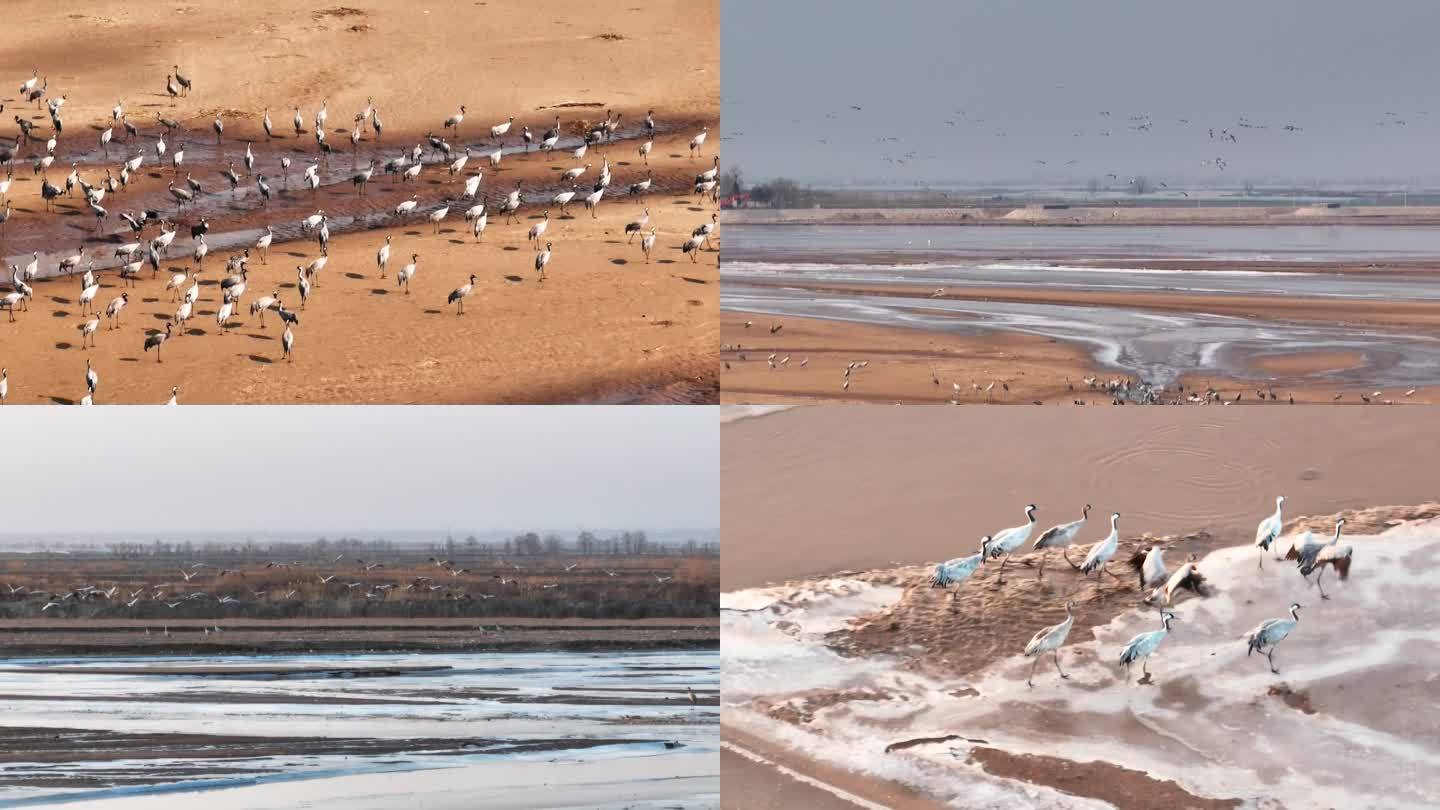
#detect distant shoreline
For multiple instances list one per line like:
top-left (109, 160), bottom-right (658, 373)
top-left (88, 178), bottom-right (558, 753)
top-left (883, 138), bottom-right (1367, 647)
top-left (723, 204), bottom-right (1440, 227)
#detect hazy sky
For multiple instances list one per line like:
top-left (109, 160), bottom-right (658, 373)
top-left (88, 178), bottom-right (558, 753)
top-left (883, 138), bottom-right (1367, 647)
top-left (2, 407), bottom-right (717, 534)
top-left (723, 0), bottom-right (1440, 186)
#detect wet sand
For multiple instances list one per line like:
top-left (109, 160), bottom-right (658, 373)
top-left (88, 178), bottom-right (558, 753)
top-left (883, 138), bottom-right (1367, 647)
top-left (720, 312), bottom-right (1440, 404)
top-left (0, 1), bottom-right (719, 403)
top-left (0, 648), bottom-right (718, 806)
top-left (721, 406), bottom-right (1440, 588)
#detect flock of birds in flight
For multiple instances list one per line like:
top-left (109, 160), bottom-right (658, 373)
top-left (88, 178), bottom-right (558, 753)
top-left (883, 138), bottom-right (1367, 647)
top-left (723, 92), bottom-right (1440, 190)
top-left (927, 496), bottom-right (1353, 686)
top-left (0, 66), bottom-right (719, 403)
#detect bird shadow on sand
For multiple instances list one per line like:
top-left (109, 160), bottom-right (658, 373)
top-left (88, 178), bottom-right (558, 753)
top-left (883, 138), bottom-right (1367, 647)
top-left (285, 251), bottom-right (307, 258)
top-left (447, 239), bottom-right (465, 245)
top-left (344, 272), bottom-right (364, 280)
top-left (47, 395), bottom-right (75, 405)
top-left (502, 246), bottom-right (519, 252)
top-left (422, 309), bottom-right (442, 315)
top-left (51, 296), bottom-right (71, 305)
top-left (118, 357), bottom-right (139, 363)
top-left (51, 310), bottom-right (70, 318)
top-left (370, 288), bottom-right (388, 295)
top-left (247, 354), bottom-right (273, 364)
top-left (503, 275), bottom-right (524, 283)
top-left (142, 297), bottom-right (160, 303)
top-left (54, 342), bottom-right (72, 350)
top-left (403, 230), bottom-right (422, 236)
top-left (185, 328), bottom-right (208, 336)
top-left (610, 259), bottom-right (628, 265)
top-left (246, 333), bottom-right (275, 341)
top-left (680, 277), bottom-right (708, 284)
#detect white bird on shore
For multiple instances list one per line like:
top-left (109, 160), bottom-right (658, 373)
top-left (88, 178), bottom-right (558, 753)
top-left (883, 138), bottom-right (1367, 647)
top-left (105, 292), bottom-right (128, 328)
top-left (535, 242), bottom-right (552, 279)
top-left (689, 127), bottom-right (708, 158)
top-left (1145, 554), bottom-right (1207, 606)
top-left (395, 195), bottom-right (419, 217)
top-left (397, 253), bottom-right (418, 294)
top-left (250, 290), bottom-right (279, 327)
top-left (491, 115), bottom-right (513, 141)
top-left (1118, 610), bottom-right (1177, 683)
top-left (1031, 504), bottom-right (1089, 580)
top-left (447, 274), bottom-right (477, 315)
top-left (682, 234), bottom-right (705, 261)
top-left (638, 139), bottom-right (653, 164)
top-left (165, 385), bottom-right (179, 405)
top-left (1130, 545), bottom-right (1167, 589)
top-left (255, 226), bottom-right (274, 263)
top-left (471, 208), bottom-right (488, 242)
top-left (583, 187), bottom-right (604, 218)
top-left (1079, 512), bottom-right (1121, 579)
top-left (529, 210), bottom-right (550, 242)
top-left (1291, 518), bottom-right (1351, 599)
top-left (983, 504), bottom-right (1038, 584)
top-left (929, 544), bottom-right (986, 590)
top-left (282, 323), bottom-right (294, 362)
top-left (1023, 600), bottom-right (1075, 687)
top-left (1254, 495), bottom-right (1285, 569)
top-left (377, 235), bottom-right (392, 278)
top-left (428, 204), bottom-right (450, 232)
top-left (144, 324), bottom-right (172, 361)
top-left (626, 208), bottom-right (651, 243)
top-left (1246, 602), bottom-right (1302, 674)
top-left (640, 228), bottom-right (657, 262)
top-left (75, 313), bottom-right (100, 348)
top-left (552, 186), bottom-right (578, 215)
top-left (85, 359), bottom-right (98, 393)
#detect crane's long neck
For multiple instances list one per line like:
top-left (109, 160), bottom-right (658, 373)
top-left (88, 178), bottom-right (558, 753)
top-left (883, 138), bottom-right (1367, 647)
top-left (1290, 605), bottom-right (1301, 621)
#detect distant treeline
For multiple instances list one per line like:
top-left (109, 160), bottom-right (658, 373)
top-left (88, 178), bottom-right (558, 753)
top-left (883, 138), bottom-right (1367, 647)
top-left (15, 530), bottom-right (719, 562)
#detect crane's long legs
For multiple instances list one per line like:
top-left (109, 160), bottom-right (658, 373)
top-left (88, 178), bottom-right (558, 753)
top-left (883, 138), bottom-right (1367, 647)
top-left (1054, 650), bottom-right (1069, 679)
top-left (1267, 645), bottom-right (1280, 674)
top-left (1316, 568), bottom-right (1330, 600)
top-left (1063, 549), bottom-right (1080, 570)
top-left (1257, 549), bottom-right (1264, 570)
top-left (1028, 657), bottom-right (1039, 688)
top-left (995, 554), bottom-right (1010, 585)
top-left (1035, 553), bottom-right (1046, 581)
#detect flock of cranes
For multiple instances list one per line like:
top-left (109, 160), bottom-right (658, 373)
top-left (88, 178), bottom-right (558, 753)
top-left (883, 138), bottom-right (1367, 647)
top-left (7, 554), bottom-right (686, 618)
top-left (0, 64), bottom-right (719, 402)
top-left (929, 498), bottom-right (1356, 686)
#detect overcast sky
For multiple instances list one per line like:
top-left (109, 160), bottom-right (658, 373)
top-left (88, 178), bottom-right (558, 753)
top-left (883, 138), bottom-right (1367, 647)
top-left (723, 0), bottom-right (1440, 186)
top-left (0, 407), bottom-right (717, 534)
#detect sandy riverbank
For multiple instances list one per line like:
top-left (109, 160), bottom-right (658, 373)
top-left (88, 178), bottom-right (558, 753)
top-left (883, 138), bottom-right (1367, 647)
top-left (720, 312), bottom-right (1440, 404)
top-left (1, 1), bottom-right (719, 403)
